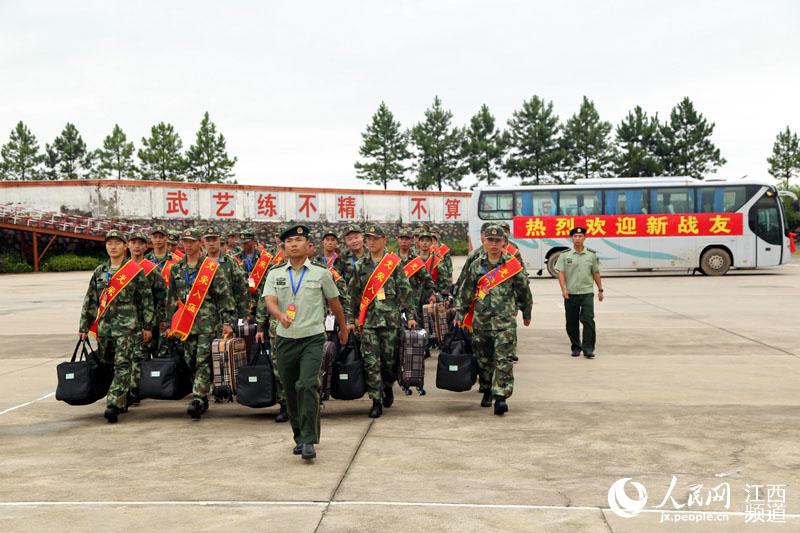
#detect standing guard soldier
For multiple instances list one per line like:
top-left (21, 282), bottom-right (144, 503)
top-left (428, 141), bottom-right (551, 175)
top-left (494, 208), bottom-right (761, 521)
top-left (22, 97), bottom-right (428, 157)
top-left (227, 232), bottom-right (242, 260)
top-left (455, 224), bottom-right (532, 416)
top-left (397, 226), bottom-right (436, 321)
top-left (146, 224), bottom-right (171, 269)
top-left (554, 226), bottom-right (604, 359)
top-left (348, 224), bottom-right (416, 418)
top-left (317, 228), bottom-right (344, 272)
top-left (340, 224), bottom-right (366, 284)
top-left (79, 230), bottom-right (155, 423)
top-left (203, 226), bottom-right (250, 320)
top-left (127, 230), bottom-right (167, 406)
top-left (166, 228), bottom-right (237, 419)
top-left (264, 224), bottom-right (349, 461)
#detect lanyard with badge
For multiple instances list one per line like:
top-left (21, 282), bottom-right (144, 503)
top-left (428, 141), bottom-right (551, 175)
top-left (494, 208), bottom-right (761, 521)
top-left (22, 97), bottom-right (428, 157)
top-left (287, 266), bottom-right (306, 320)
top-left (478, 262), bottom-right (501, 300)
top-left (184, 266), bottom-right (198, 300)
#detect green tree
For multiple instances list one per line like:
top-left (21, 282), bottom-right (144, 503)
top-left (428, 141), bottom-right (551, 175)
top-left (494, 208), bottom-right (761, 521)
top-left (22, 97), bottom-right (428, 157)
top-left (0, 121), bottom-right (44, 180)
top-left (185, 112), bottom-right (237, 183)
top-left (461, 104), bottom-right (505, 187)
top-left (561, 96), bottom-right (615, 182)
top-left (503, 95), bottom-right (563, 184)
top-left (614, 106), bottom-right (663, 177)
top-left (354, 102), bottom-right (410, 189)
top-left (409, 96), bottom-right (466, 191)
top-left (767, 126), bottom-right (800, 189)
top-left (138, 122), bottom-right (186, 181)
top-left (658, 97), bottom-right (726, 179)
top-left (45, 123), bottom-right (95, 180)
top-left (96, 124), bottom-right (136, 180)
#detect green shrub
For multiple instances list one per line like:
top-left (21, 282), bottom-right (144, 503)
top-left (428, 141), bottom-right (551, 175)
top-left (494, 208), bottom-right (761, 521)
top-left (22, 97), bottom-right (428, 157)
top-left (41, 254), bottom-right (104, 272)
top-left (0, 252), bottom-right (33, 273)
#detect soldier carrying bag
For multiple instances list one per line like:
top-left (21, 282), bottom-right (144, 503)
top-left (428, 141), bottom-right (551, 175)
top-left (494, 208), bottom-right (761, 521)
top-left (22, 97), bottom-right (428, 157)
top-left (436, 327), bottom-right (478, 392)
top-left (236, 340), bottom-right (277, 408)
top-left (331, 334), bottom-right (366, 401)
top-left (56, 338), bottom-right (113, 405)
top-left (139, 338), bottom-right (193, 400)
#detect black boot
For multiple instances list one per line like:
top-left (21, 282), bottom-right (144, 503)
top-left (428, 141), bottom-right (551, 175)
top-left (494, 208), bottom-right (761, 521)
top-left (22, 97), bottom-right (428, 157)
top-left (127, 388), bottom-right (140, 407)
top-left (293, 443), bottom-right (303, 455)
top-left (494, 396), bottom-right (508, 416)
top-left (187, 399), bottom-right (204, 420)
top-left (275, 402), bottom-right (289, 423)
top-left (201, 396), bottom-right (209, 413)
top-left (382, 384), bottom-right (394, 408)
top-left (480, 389), bottom-right (493, 407)
top-left (368, 399), bottom-right (383, 418)
top-left (104, 406), bottom-right (120, 424)
top-left (301, 443), bottom-right (317, 460)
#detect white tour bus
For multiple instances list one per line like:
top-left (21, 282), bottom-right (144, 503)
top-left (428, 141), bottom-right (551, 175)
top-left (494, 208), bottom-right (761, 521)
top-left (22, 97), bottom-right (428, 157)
top-left (469, 176), bottom-right (798, 276)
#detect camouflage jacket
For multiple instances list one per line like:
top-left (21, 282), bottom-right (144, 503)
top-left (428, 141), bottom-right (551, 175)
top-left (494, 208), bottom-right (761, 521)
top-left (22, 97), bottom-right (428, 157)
top-left (455, 242), bottom-right (526, 296)
top-left (399, 251), bottom-right (435, 316)
top-left (141, 260), bottom-right (167, 328)
top-left (313, 259), bottom-right (351, 323)
top-left (455, 253), bottom-right (532, 331)
top-left (418, 250), bottom-right (453, 297)
top-left (316, 253), bottom-right (345, 276)
top-left (348, 250), bottom-right (413, 329)
top-left (166, 254), bottom-right (237, 336)
top-left (340, 249), bottom-right (366, 286)
top-left (145, 251), bottom-right (172, 272)
top-left (79, 261), bottom-right (155, 338)
top-left (208, 254), bottom-right (249, 319)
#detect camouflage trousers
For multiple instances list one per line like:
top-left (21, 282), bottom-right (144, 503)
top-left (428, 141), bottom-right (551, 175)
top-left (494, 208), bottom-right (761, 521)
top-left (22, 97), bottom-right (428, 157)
top-left (268, 318), bottom-right (286, 404)
top-left (97, 335), bottom-right (136, 410)
top-left (471, 328), bottom-right (516, 398)
top-left (131, 328), bottom-right (160, 391)
top-left (182, 333), bottom-right (214, 401)
top-left (361, 326), bottom-right (398, 400)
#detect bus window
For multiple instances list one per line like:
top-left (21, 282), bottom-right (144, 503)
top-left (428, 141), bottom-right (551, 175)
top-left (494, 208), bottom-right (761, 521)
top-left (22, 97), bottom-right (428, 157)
top-left (650, 188), bottom-right (694, 214)
top-left (698, 186), bottom-right (749, 213)
top-left (558, 190), bottom-right (601, 216)
top-left (749, 193), bottom-right (783, 245)
top-left (533, 191), bottom-right (557, 216)
top-left (479, 192), bottom-right (514, 220)
top-left (604, 189), bottom-right (647, 214)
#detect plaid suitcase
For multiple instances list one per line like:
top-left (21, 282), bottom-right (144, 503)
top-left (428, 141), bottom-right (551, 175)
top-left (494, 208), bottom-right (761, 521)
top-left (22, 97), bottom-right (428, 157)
top-left (321, 339), bottom-right (337, 401)
top-left (423, 302), bottom-right (452, 345)
top-left (237, 318), bottom-right (258, 358)
top-left (397, 328), bottom-right (427, 395)
top-left (211, 337), bottom-right (248, 402)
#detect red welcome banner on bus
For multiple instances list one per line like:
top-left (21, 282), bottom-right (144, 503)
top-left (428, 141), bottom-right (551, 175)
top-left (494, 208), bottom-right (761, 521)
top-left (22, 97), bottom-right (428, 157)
top-left (513, 213), bottom-right (744, 239)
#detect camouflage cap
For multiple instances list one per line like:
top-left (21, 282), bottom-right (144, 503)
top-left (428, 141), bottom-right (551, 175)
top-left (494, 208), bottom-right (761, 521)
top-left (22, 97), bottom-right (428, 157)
top-left (105, 229), bottom-right (127, 243)
top-left (417, 225), bottom-right (433, 239)
top-left (168, 230), bottom-right (180, 243)
top-left (203, 226), bottom-right (221, 238)
top-left (280, 224), bottom-right (310, 241)
top-left (484, 224), bottom-right (505, 240)
top-left (499, 221), bottom-right (511, 233)
top-left (397, 226), bottom-right (414, 238)
top-left (321, 227), bottom-right (338, 239)
top-left (240, 229), bottom-right (256, 241)
top-left (179, 227), bottom-right (202, 241)
top-left (128, 230), bottom-right (148, 242)
top-left (363, 223), bottom-right (386, 237)
top-left (480, 221), bottom-right (493, 232)
top-left (342, 223), bottom-right (362, 237)
top-left (413, 227), bottom-right (421, 237)
top-left (569, 226), bottom-right (587, 236)
top-left (150, 224), bottom-right (168, 236)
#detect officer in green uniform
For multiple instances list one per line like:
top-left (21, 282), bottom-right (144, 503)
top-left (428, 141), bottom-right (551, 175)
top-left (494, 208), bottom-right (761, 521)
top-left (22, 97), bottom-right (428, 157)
top-left (454, 224), bottom-right (532, 415)
top-left (203, 226), bottom-right (249, 319)
top-left (554, 226), bottom-right (604, 359)
top-left (165, 228), bottom-right (237, 419)
top-left (264, 224), bottom-right (349, 461)
top-left (79, 230), bottom-right (155, 423)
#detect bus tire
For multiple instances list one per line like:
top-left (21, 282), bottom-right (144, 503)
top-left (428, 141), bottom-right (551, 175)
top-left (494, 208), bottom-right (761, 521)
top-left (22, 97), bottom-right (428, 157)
top-left (546, 250), bottom-right (563, 278)
top-left (700, 248), bottom-right (732, 276)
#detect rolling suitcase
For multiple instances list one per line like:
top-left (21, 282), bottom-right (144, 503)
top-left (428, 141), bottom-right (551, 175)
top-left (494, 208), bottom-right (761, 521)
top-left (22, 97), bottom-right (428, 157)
top-left (56, 339), bottom-right (113, 406)
top-left (436, 328), bottom-right (477, 392)
top-left (331, 335), bottom-right (366, 401)
top-left (423, 301), bottom-right (452, 346)
top-left (236, 341), bottom-right (277, 408)
top-left (211, 336), bottom-right (248, 402)
top-left (321, 338), bottom-right (338, 401)
top-left (237, 318), bottom-right (258, 359)
top-left (397, 327), bottom-right (427, 395)
top-left (139, 338), bottom-right (192, 400)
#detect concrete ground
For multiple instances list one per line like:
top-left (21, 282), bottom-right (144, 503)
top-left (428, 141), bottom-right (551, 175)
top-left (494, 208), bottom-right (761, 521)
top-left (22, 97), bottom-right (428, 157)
top-left (1, 257), bottom-right (800, 532)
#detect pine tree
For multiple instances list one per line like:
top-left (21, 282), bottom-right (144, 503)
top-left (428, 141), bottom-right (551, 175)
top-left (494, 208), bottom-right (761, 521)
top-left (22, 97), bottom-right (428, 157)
top-left (44, 123), bottom-right (95, 180)
top-left (185, 112), bottom-right (237, 183)
top-left (96, 124), bottom-right (136, 180)
top-left (658, 97), bottom-right (726, 179)
top-left (409, 96), bottom-right (466, 191)
top-left (614, 106), bottom-right (663, 177)
top-left (767, 126), bottom-right (800, 189)
top-left (138, 122), bottom-right (186, 181)
top-left (561, 97), bottom-right (615, 182)
top-left (0, 121), bottom-right (44, 180)
top-left (503, 95), bottom-right (563, 184)
top-left (354, 102), bottom-right (410, 189)
top-left (461, 104), bottom-right (505, 187)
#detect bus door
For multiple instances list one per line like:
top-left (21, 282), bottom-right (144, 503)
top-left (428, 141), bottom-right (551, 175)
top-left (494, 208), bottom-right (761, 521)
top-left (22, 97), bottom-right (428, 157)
top-left (748, 191), bottom-right (783, 267)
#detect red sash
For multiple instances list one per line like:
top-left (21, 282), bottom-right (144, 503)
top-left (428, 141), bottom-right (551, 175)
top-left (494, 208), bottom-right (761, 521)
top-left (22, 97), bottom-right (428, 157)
top-left (258, 244), bottom-right (266, 253)
top-left (357, 253), bottom-right (400, 327)
top-left (462, 257), bottom-right (524, 331)
top-left (139, 259), bottom-right (157, 277)
top-left (504, 243), bottom-right (518, 256)
top-left (324, 253), bottom-right (338, 268)
top-left (169, 258), bottom-right (219, 341)
top-left (248, 251), bottom-right (273, 294)
top-left (171, 250), bottom-right (184, 261)
top-left (330, 266), bottom-right (342, 282)
top-left (89, 260), bottom-right (143, 335)
top-left (403, 256), bottom-right (425, 278)
top-left (272, 250), bottom-right (284, 265)
top-left (161, 260), bottom-right (175, 287)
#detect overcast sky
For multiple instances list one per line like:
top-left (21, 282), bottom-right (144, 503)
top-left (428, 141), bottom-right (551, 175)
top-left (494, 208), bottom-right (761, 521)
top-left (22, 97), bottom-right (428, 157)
top-left (1, 1), bottom-right (798, 189)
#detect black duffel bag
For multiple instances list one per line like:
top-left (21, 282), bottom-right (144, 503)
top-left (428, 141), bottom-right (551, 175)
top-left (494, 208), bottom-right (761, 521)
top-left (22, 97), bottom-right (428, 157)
top-left (331, 334), bottom-right (366, 401)
top-left (139, 338), bottom-right (193, 400)
top-left (436, 328), bottom-right (478, 392)
top-left (56, 338), bottom-right (113, 405)
top-left (237, 341), bottom-right (277, 408)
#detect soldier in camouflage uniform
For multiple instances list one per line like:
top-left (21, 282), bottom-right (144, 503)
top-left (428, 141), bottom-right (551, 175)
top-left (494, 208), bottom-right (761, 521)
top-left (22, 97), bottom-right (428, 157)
top-left (127, 230), bottom-right (167, 406)
top-left (340, 224), bottom-right (366, 285)
top-left (397, 226), bottom-right (435, 321)
top-left (317, 228), bottom-right (344, 272)
top-left (166, 228), bottom-right (237, 419)
top-left (203, 226), bottom-right (249, 319)
top-left (226, 232), bottom-right (243, 259)
top-left (145, 224), bottom-right (172, 269)
top-left (417, 226), bottom-right (453, 298)
top-left (79, 230), bottom-right (155, 423)
top-left (455, 224), bottom-right (532, 415)
top-left (348, 223), bottom-right (416, 418)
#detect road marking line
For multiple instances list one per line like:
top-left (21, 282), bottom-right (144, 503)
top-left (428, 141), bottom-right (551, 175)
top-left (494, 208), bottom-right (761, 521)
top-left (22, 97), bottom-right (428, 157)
top-left (0, 392), bottom-right (55, 416)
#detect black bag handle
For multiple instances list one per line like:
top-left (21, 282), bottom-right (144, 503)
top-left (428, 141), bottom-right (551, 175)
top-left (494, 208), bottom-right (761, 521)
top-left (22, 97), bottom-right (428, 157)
top-left (249, 340), bottom-right (271, 366)
top-left (70, 338), bottom-right (94, 363)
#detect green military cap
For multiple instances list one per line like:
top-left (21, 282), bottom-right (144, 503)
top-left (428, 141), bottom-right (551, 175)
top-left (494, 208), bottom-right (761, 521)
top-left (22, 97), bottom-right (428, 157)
top-left (150, 224), bottom-right (168, 236)
top-left (321, 227), bottom-right (338, 239)
top-left (105, 229), bottom-right (127, 243)
top-left (240, 229), bottom-right (256, 241)
top-left (167, 230), bottom-right (179, 243)
top-left (484, 224), bottom-right (505, 240)
top-left (179, 227), bottom-right (202, 241)
top-left (499, 221), bottom-right (511, 233)
top-left (342, 223), bottom-right (362, 237)
top-left (280, 223), bottom-right (310, 241)
top-left (569, 226), bottom-right (587, 236)
top-left (363, 223), bottom-right (386, 237)
top-left (128, 230), bottom-right (148, 242)
top-left (417, 225), bottom-right (433, 239)
top-left (397, 226), bottom-right (414, 238)
top-left (203, 226), bottom-right (221, 238)
top-left (480, 221), bottom-right (493, 232)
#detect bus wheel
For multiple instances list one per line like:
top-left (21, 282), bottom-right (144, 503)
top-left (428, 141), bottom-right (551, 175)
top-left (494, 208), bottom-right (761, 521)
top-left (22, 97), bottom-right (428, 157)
top-left (700, 248), bottom-right (731, 276)
top-left (546, 251), bottom-right (563, 278)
